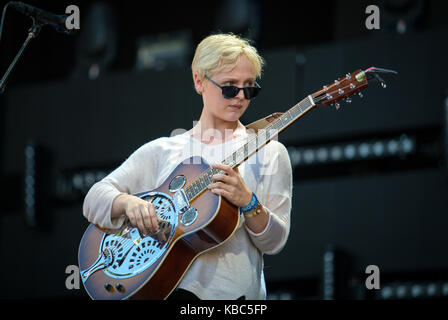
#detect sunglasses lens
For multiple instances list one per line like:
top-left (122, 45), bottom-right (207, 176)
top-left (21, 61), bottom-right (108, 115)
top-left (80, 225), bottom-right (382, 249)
top-left (221, 85), bottom-right (261, 100)
top-left (243, 87), bottom-right (261, 99)
top-left (222, 86), bottom-right (239, 99)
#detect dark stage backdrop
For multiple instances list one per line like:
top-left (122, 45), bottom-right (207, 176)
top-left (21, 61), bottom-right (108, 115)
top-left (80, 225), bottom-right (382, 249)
top-left (1, 27), bottom-right (448, 298)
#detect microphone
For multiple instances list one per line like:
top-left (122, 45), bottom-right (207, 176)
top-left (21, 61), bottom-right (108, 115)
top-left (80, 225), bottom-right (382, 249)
top-left (9, 1), bottom-right (76, 34)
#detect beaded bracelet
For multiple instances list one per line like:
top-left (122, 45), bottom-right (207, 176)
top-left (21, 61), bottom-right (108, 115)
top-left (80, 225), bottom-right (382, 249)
top-left (240, 192), bottom-right (259, 214)
top-left (244, 202), bottom-right (262, 218)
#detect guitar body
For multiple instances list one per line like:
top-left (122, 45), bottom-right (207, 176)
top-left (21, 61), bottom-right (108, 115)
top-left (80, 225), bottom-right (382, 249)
top-left (78, 156), bottom-right (240, 299)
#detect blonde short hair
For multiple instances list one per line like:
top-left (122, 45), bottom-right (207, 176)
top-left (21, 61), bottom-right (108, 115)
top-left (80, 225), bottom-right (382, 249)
top-left (191, 33), bottom-right (265, 81)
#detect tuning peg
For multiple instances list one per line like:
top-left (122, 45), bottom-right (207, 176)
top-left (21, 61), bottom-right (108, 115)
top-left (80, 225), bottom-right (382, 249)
top-left (335, 102), bottom-right (341, 110)
top-left (345, 97), bottom-right (352, 103)
top-left (358, 92), bottom-right (363, 98)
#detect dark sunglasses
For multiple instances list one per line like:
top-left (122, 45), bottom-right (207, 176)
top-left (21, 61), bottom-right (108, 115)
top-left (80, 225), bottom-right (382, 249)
top-left (205, 76), bottom-right (261, 100)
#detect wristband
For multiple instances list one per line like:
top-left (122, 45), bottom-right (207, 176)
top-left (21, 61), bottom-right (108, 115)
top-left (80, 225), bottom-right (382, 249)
top-left (240, 192), bottom-right (259, 214)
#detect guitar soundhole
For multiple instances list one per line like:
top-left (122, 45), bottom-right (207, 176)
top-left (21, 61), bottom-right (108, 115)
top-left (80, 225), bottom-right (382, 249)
top-left (169, 175), bottom-right (185, 192)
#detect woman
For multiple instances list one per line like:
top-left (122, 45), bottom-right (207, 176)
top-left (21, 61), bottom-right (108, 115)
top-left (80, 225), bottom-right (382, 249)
top-left (83, 33), bottom-right (293, 300)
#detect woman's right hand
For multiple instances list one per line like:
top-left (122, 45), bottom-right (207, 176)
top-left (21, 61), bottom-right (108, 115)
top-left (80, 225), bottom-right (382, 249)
top-left (112, 194), bottom-right (160, 236)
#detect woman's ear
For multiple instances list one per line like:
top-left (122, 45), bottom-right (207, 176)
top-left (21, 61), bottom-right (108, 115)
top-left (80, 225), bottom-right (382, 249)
top-left (193, 72), bottom-right (204, 95)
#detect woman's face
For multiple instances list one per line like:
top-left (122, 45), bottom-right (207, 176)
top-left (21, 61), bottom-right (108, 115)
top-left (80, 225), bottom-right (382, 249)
top-left (196, 55), bottom-right (257, 123)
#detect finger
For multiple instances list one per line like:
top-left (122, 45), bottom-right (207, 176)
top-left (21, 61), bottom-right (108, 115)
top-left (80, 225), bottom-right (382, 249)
top-left (208, 181), bottom-right (232, 192)
top-left (141, 205), bottom-right (153, 234)
top-left (157, 229), bottom-right (168, 243)
top-left (127, 211), bottom-right (137, 228)
top-left (211, 163), bottom-right (234, 176)
top-left (134, 208), bottom-right (148, 235)
top-left (148, 203), bottom-right (159, 233)
top-left (211, 173), bottom-right (232, 184)
top-left (210, 188), bottom-right (231, 199)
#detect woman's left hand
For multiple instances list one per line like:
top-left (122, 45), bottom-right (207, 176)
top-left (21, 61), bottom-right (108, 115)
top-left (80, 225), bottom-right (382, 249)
top-left (207, 163), bottom-right (253, 207)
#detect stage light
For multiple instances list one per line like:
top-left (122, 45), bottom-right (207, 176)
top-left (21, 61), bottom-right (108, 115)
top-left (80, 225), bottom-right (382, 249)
top-left (358, 143), bottom-right (371, 158)
top-left (411, 284), bottom-right (423, 298)
top-left (322, 249), bottom-right (335, 300)
top-left (288, 148), bottom-right (301, 166)
top-left (426, 283), bottom-right (437, 297)
top-left (372, 141), bottom-right (385, 157)
top-left (84, 172), bottom-right (96, 188)
top-left (303, 149), bottom-right (315, 164)
top-left (96, 171), bottom-right (106, 181)
top-left (286, 133), bottom-right (417, 170)
top-left (442, 283), bottom-right (448, 296)
top-left (72, 174), bottom-right (83, 190)
top-left (396, 284), bottom-right (408, 299)
top-left (381, 286), bottom-right (394, 299)
top-left (400, 134), bottom-right (415, 154)
top-left (135, 30), bottom-right (192, 71)
top-left (23, 141), bottom-right (53, 228)
top-left (316, 147), bottom-right (328, 163)
top-left (24, 143), bottom-right (36, 227)
top-left (330, 146), bottom-right (343, 161)
top-left (344, 144), bottom-right (356, 160)
top-left (387, 139), bottom-right (399, 154)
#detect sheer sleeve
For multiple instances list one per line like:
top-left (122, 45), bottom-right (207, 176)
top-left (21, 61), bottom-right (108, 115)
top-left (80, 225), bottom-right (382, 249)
top-left (245, 141), bottom-right (293, 255)
top-left (82, 141), bottom-right (159, 230)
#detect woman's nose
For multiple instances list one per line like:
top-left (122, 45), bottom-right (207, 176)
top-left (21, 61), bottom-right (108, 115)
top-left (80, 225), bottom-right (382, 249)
top-left (236, 88), bottom-right (246, 100)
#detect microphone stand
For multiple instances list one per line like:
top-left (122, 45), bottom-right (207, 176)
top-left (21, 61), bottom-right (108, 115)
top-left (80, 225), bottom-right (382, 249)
top-left (0, 17), bottom-right (42, 94)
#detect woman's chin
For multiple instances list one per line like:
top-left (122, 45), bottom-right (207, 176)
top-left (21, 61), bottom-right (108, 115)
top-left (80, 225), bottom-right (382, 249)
top-left (224, 110), bottom-right (244, 122)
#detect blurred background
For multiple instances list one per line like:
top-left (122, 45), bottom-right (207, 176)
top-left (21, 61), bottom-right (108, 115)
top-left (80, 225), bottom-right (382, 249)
top-left (1, 0), bottom-right (448, 300)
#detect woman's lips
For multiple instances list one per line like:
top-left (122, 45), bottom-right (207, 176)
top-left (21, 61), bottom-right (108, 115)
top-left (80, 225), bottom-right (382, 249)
top-left (229, 104), bottom-right (242, 110)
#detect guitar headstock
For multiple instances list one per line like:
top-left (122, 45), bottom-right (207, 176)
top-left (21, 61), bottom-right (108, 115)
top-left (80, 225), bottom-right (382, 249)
top-left (312, 67), bottom-right (397, 109)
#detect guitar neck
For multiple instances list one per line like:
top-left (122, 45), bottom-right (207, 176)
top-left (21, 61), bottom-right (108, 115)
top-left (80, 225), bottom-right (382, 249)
top-left (223, 95), bottom-right (315, 168)
top-left (184, 95), bottom-right (315, 202)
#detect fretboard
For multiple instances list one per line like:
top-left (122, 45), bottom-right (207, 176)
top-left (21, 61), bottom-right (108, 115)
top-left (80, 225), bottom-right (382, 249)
top-left (184, 95), bottom-right (315, 201)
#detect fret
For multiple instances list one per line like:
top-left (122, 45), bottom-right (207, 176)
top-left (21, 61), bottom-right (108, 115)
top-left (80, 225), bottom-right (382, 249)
top-left (236, 148), bottom-right (244, 162)
top-left (205, 169), bottom-right (212, 184)
top-left (199, 177), bottom-right (206, 190)
top-left (291, 104), bottom-right (299, 117)
top-left (193, 181), bottom-right (199, 194)
top-left (186, 187), bottom-right (194, 200)
top-left (281, 113), bottom-right (290, 125)
top-left (225, 158), bottom-right (234, 168)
